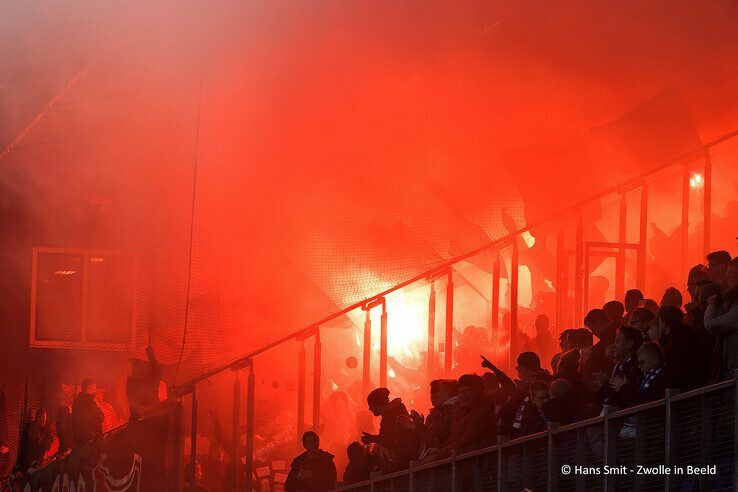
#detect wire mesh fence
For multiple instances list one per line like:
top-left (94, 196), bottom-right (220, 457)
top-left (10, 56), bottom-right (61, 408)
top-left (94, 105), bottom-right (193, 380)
top-left (336, 378), bottom-right (737, 492)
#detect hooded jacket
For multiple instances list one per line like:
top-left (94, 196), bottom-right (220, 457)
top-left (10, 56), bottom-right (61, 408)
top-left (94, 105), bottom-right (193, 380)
top-left (285, 449), bottom-right (337, 492)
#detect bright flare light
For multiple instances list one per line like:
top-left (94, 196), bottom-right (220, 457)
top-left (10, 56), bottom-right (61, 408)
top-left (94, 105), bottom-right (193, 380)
top-left (690, 173), bottom-right (703, 188)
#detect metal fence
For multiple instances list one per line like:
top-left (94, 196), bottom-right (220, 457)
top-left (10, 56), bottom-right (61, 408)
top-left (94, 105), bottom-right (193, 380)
top-left (336, 375), bottom-right (738, 492)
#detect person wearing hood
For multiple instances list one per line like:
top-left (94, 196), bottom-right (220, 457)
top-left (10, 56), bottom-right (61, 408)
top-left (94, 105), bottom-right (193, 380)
top-left (285, 431), bottom-right (336, 492)
top-left (361, 387), bottom-right (419, 471)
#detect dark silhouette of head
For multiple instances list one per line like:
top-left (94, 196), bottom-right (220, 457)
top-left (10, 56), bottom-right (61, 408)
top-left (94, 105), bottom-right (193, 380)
top-left (302, 431), bottom-right (320, 452)
top-left (603, 301), bottom-right (625, 323)
top-left (366, 387), bottom-right (390, 416)
top-left (584, 309), bottom-right (610, 339)
top-left (456, 374), bottom-right (484, 406)
top-left (660, 287), bottom-right (683, 308)
top-left (614, 326), bottom-right (643, 361)
top-left (624, 289), bottom-right (644, 314)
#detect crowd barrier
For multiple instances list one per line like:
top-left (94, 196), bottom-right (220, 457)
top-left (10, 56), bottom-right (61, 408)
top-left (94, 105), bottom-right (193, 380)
top-left (336, 372), bottom-right (738, 492)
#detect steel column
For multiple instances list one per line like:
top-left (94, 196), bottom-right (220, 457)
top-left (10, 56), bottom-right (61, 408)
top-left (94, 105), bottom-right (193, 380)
top-left (510, 240), bottom-right (519, 369)
top-left (245, 363), bottom-right (255, 492)
top-left (445, 270), bottom-right (454, 375)
top-left (362, 310), bottom-right (372, 398)
top-left (703, 151), bottom-right (712, 257)
top-left (492, 252), bottom-right (501, 345)
top-left (313, 330), bottom-right (321, 428)
top-left (380, 303), bottom-right (388, 388)
top-left (231, 371), bottom-right (240, 491)
top-left (681, 165), bottom-right (690, 286)
top-left (637, 184), bottom-right (648, 291)
top-left (297, 337), bottom-right (306, 439)
top-left (574, 215), bottom-right (584, 327)
top-left (555, 228), bottom-right (564, 335)
top-left (427, 281), bottom-right (436, 382)
top-left (616, 191), bottom-right (627, 300)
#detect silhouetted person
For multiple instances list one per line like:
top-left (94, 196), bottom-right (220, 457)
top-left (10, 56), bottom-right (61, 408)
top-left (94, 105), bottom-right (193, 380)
top-left (410, 379), bottom-right (457, 453)
top-left (551, 329), bottom-right (576, 373)
top-left (568, 328), bottom-right (593, 350)
top-left (495, 352), bottom-right (550, 436)
top-left (343, 442), bottom-right (372, 485)
top-left (649, 306), bottom-right (696, 389)
top-left (542, 379), bottom-right (579, 426)
top-left (72, 379), bottom-right (104, 446)
top-left (426, 374), bottom-right (494, 461)
top-left (624, 289), bottom-right (644, 324)
top-left (512, 380), bottom-right (549, 437)
top-left (603, 301), bottom-right (626, 327)
top-left (726, 257), bottom-right (738, 290)
top-left (705, 287), bottom-right (738, 380)
top-left (25, 409), bottom-right (52, 467)
top-left (183, 460), bottom-right (209, 492)
top-left (285, 431), bottom-right (336, 492)
top-left (601, 326), bottom-right (642, 408)
top-left (631, 342), bottom-right (671, 405)
top-left (524, 315), bottom-right (555, 367)
top-left (660, 287), bottom-right (683, 308)
top-left (707, 250), bottom-right (732, 288)
top-left (127, 345), bottom-right (162, 421)
top-left (582, 309), bottom-right (615, 378)
top-left (55, 405), bottom-right (74, 454)
top-left (553, 349), bottom-right (586, 397)
top-left (628, 308), bottom-right (655, 337)
top-left (362, 388), bottom-right (418, 471)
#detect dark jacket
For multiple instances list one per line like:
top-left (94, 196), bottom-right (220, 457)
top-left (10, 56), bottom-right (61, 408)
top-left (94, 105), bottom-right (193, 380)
top-left (600, 355), bottom-right (641, 408)
top-left (435, 396), bottom-right (495, 459)
top-left (72, 392), bottom-right (104, 446)
top-left (511, 398), bottom-right (546, 437)
top-left (632, 366), bottom-right (671, 406)
top-left (25, 421), bottom-right (53, 466)
top-left (419, 397), bottom-right (457, 449)
top-left (285, 450), bottom-right (336, 492)
top-left (658, 327), bottom-right (697, 390)
top-left (542, 397), bottom-right (580, 426)
top-left (705, 303), bottom-right (738, 380)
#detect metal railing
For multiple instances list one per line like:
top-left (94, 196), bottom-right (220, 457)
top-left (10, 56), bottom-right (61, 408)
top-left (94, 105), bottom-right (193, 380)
top-left (170, 129), bottom-right (738, 491)
top-left (336, 374), bottom-right (738, 492)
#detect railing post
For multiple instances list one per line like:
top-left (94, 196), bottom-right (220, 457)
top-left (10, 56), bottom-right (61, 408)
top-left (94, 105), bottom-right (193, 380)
top-left (703, 150), bottom-right (712, 257)
top-left (510, 241), bottom-right (519, 370)
top-left (363, 310), bottom-right (372, 397)
top-left (445, 270), bottom-right (454, 375)
top-left (616, 190), bottom-right (627, 300)
top-left (451, 449), bottom-right (459, 492)
top-left (492, 251), bottom-right (500, 346)
top-left (231, 370), bottom-right (241, 491)
top-left (701, 392), bottom-right (712, 490)
top-left (555, 228), bottom-right (565, 335)
top-left (409, 460), bottom-right (417, 492)
top-left (664, 388), bottom-right (679, 491)
top-left (380, 303), bottom-right (388, 388)
top-left (474, 455), bottom-right (482, 492)
top-left (297, 337), bottom-right (306, 441)
top-left (313, 329), bottom-right (321, 429)
top-left (497, 436), bottom-right (509, 491)
top-left (370, 471), bottom-right (381, 492)
top-left (637, 183), bottom-right (648, 292)
top-left (576, 426), bottom-right (586, 492)
top-left (189, 386), bottom-right (197, 492)
top-left (547, 422), bottom-right (560, 492)
top-left (733, 369), bottom-right (738, 491)
top-left (634, 413), bottom-right (646, 490)
top-left (245, 362), bottom-right (255, 492)
top-left (602, 405), bottom-right (615, 492)
top-left (681, 164), bottom-right (690, 286)
top-left (427, 281), bottom-right (436, 382)
top-left (574, 215), bottom-right (584, 327)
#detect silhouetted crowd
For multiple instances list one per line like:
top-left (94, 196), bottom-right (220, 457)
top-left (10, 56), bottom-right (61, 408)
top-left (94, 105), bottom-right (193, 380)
top-left (286, 250), bottom-right (738, 490)
top-left (15, 345), bottom-right (162, 474)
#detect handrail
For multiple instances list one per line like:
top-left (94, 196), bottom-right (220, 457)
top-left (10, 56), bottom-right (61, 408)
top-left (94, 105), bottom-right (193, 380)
top-left (172, 128), bottom-right (738, 394)
top-left (335, 375), bottom-right (738, 491)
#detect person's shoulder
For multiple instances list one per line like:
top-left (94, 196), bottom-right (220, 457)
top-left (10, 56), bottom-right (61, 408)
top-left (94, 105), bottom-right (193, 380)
top-left (290, 451), bottom-right (309, 466)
